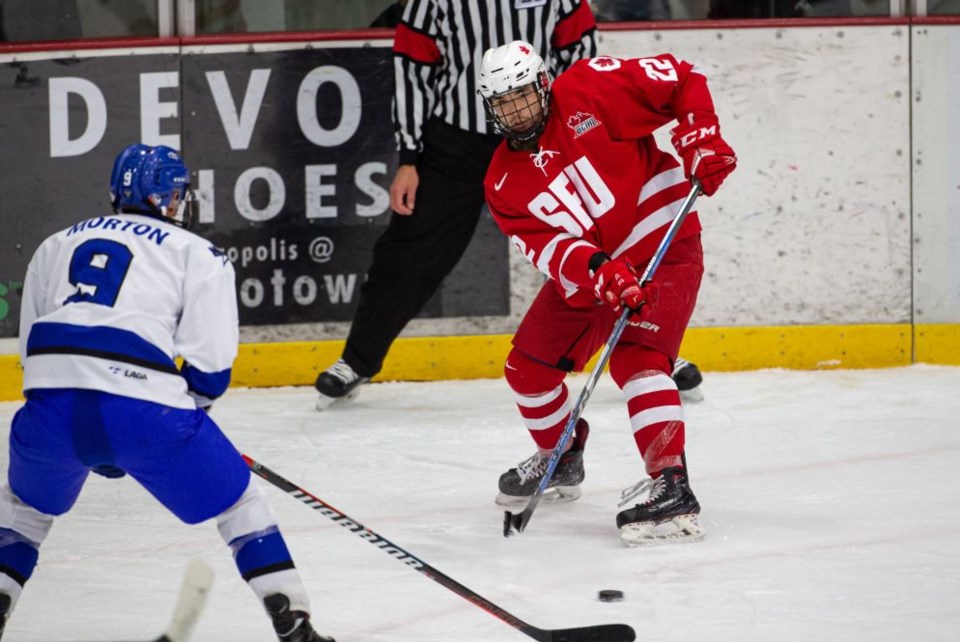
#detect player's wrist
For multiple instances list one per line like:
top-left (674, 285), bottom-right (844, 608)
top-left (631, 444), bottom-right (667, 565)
top-left (587, 251), bottom-right (610, 276)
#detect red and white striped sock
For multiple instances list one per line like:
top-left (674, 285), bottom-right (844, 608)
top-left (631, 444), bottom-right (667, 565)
top-left (512, 383), bottom-right (573, 453)
top-left (622, 370), bottom-right (685, 475)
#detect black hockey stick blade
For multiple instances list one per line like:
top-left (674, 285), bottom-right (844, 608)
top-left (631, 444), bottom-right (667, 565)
top-left (550, 623), bottom-right (637, 641)
top-left (504, 507), bottom-right (531, 537)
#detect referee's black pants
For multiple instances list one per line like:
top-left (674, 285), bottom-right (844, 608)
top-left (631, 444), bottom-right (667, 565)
top-left (342, 118), bottom-right (502, 378)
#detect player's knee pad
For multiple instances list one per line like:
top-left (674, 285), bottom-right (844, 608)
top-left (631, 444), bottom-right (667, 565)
top-left (609, 345), bottom-right (672, 389)
top-left (0, 486), bottom-right (50, 604)
top-left (216, 479), bottom-right (309, 614)
top-left (0, 485), bottom-right (52, 545)
top-left (216, 477), bottom-right (277, 544)
top-left (504, 348), bottom-right (566, 395)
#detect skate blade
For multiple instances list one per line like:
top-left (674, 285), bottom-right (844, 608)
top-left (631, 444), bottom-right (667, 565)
top-left (494, 485), bottom-right (582, 508)
top-left (315, 387), bottom-right (362, 411)
top-left (678, 387), bottom-right (704, 403)
top-left (619, 513), bottom-right (705, 547)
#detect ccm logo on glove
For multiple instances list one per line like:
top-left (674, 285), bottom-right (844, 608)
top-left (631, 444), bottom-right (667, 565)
top-left (671, 113), bottom-right (736, 196)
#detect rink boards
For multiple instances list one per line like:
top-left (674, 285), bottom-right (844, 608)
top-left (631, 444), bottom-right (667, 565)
top-left (1, 21), bottom-right (959, 399)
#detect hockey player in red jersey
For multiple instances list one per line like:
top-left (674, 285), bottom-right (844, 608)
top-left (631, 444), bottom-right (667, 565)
top-left (477, 41), bottom-right (736, 546)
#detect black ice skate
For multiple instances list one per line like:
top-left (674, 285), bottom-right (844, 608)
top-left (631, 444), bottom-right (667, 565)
top-left (264, 594), bottom-right (335, 642)
top-left (673, 357), bottom-right (704, 403)
top-left (0, 592), bottom-right (9, 641)
top-left (616, 466), bottom-right (705, 547)
top-left (495, 419), bottom-right (589, 507)
top-left (315, 359), bottom-right (369, 411)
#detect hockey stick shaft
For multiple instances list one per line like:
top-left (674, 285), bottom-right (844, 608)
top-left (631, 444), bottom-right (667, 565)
top-left (155, 560), bottom-right (214, 642)
top-left (504, 180), bottom-right (703, 537)
top-left (244, 455), bottom-right (635, 642)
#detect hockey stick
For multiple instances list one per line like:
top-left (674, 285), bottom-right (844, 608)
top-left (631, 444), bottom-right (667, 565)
top-left (153, 560), bottom-right (214, 642)
top-left (244, 455), bottom-right (636, 642)
top-left (504, 180), bottom-right (703, 538)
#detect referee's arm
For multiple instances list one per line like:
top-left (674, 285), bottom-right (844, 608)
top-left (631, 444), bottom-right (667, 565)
top-left (551, 0), bottom-right (599, 74)
top-left (392, 0), bottom-right (441, 167)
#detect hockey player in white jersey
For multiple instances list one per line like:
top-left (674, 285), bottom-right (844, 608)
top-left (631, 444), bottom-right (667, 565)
top-left (0, 144), bottom-right (333, 642)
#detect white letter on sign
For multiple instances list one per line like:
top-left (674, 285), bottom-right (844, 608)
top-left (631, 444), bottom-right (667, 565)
top-left (49, 77), bottom-right (107, 157)
top-left (140, 72), bottom-right (180, 149)
top-left (206, 69), bottom-right (271, 150)
top-left (235, 167), bottom-right (285, 222)
top-left (297, 66), bottom-right (361, 147)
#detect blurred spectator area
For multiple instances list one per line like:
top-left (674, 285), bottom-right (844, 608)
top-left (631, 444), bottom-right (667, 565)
top-left (590, 0), bottom-right (891, 20)
top-left (0, 0), bottom-right (158, 41)
top-left (1, 0), bottom-right (958, 43)
top-left (195, 0), bottom-right (399, 33)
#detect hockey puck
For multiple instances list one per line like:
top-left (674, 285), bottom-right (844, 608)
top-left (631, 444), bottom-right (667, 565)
top-left (598, 589), bottom-right (624, 602)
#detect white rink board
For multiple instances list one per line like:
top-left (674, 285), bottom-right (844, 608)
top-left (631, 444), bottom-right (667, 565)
top-left (601, 26), bottom-right (911, 327)
top-left (287, 23), bottom-right (914, 343)
top-left (911, 25), bottom-right (960, 325)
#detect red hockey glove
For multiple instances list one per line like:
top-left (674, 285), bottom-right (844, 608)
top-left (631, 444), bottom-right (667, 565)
top-left (671, 113), bottom-right (737, 196)
top-left (592, 257), bottom-right (657, 317)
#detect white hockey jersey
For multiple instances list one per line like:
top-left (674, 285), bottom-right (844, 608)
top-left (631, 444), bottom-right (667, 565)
top-left (19, 214), bottom-right (238, 409)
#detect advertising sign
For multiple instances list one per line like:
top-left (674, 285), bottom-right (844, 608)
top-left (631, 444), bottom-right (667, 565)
top-left (0, 43), bottom-right (509, 337)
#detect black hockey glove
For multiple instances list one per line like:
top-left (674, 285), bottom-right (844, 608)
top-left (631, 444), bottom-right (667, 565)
top-left (92, 464), bottom-right (127, 479)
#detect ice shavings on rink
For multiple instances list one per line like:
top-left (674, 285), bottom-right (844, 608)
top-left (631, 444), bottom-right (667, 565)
top-left (3, 364), bottom-right (959, 641)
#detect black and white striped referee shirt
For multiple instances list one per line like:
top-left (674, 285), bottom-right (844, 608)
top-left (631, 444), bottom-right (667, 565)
top-left (392, 0), bottom-right (599, 165)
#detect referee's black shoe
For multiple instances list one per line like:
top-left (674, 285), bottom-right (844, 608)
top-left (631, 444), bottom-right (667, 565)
top-left (315, 358), bottom-right (369, 411)
top-left (673, 357), bottom-right (704, 403)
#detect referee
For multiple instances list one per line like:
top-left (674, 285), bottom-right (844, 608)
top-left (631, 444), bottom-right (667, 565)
top-left (314, 0), bottom-right (599, 408)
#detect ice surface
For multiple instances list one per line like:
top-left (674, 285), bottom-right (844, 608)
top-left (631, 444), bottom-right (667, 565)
top-left (3, 365), bottom-right (959, 641)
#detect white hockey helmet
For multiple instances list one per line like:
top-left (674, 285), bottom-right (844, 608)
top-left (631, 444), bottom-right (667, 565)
top-left (477, 40), bottom-right (551, 144)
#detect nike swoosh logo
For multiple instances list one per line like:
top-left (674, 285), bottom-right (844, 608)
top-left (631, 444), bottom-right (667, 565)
top-left (495, 172), bottom-right (508, 191)
top-left (722, 156), bottom-right (736, 166)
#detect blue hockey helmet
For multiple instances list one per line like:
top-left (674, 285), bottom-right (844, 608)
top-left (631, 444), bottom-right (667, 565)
top-left (109, 143), bottom-right (197, 229)
top-left (139, 146), bottom-right (197, 229)
top-left (109, 143), bottom-right (152, 213)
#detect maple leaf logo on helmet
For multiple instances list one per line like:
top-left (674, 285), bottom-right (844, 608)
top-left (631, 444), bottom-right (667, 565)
top-left (519, 44), bottom-right (530, 55)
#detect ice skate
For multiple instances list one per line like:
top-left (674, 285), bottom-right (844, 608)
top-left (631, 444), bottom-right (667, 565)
top-left (616, 466), bottom-right (705, 547)
top-left (0, 593), bottom-right (9, 640)
top-left (495, 419), bottom-right (589, 507)
top-left (315, 359), bottom-right (369, 410)
top-left (265, 594), bottom-right (335, 642)
top-left (673, 357), bottom-right (704, 403)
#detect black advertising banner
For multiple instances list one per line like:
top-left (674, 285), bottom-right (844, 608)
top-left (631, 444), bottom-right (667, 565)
top-left (0, 49), bottom-right (180, 337)
top-left (181, 44), bottom-right (508, 325)
top-left (0, 42), bottom-right (509, 336)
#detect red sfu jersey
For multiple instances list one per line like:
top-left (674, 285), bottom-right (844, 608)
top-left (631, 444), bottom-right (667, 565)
top-left (485, 54), bottom-right (718, 307)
